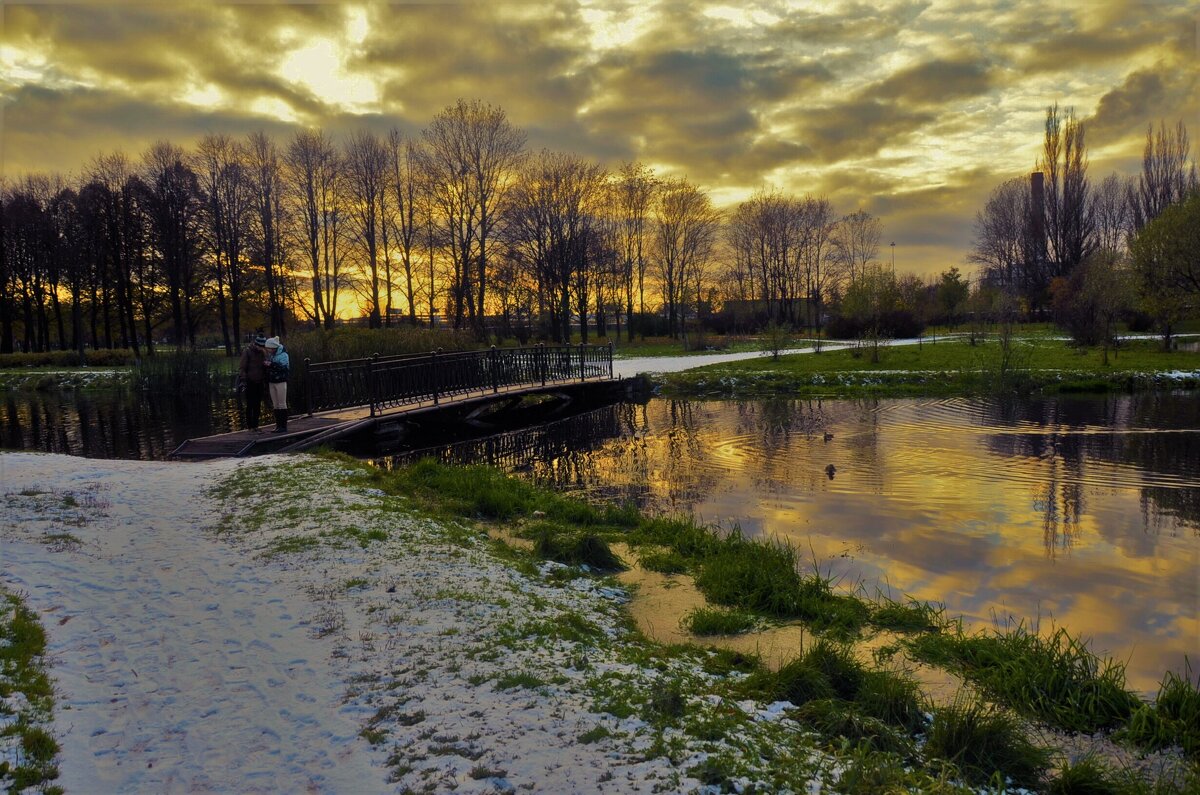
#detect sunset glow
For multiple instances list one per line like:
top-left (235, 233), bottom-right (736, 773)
top-left (1, 1), bottom-right (1197, 275)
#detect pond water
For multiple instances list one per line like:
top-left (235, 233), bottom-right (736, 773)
top-left (0, 388), bottom-right (240, 459)
top-left (4, 386), bottom-right (1197, 693)
top-left (385, 393), bottom-right (1200, 694)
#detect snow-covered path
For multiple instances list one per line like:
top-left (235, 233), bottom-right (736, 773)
top-left (0, 453), bottom-right (383, 793)
top-left (612, 337), bottom-right (947, 377)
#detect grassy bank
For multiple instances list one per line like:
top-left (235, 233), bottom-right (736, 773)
top-left (0, 590), bottom-right (61, 795)
top-left (306, 453), bottom-right (1200, 792)
top-left (659, 337), bottom-right (1200, 398)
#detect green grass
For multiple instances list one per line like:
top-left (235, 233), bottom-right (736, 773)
top-left (0, 348), bottom-right (136, 369)
top-left (531, 528), bottom-right (624, 571)
top-left (924, 695), bottom-right (1051, 790)
top-left (744, 638), bottom-right (926, 736)
top-left (690, 533), bottom-right (870, 636)
top-left (680, 606), bottom-right (757, 636)
top-left (1045, 755), bottom-right (1131, 795)
top-left (660, 336), bottom-right (1200, 397)
top-left (215, 456), bottom-right (1200, 794)
top-left (329, 454), bottom-right (943, 644)
top-left (494, 672), bottom-right (545, 691)
top-left (906, 621), bottom-right (1141, 734)
top-left (610, 334), bottom-right (775, 358)
top-left (577, 725), bottom-right (611, 744)
top-left (793, 699), bottom-right (912, 756)
top-left (871, 595), bottom-right (945, 633)
top-left (1121, 664), bottom-right (1200, 760)
top-left (637, 548), bottom-right (690, 574)
top-left (0, 591), bottom-right (60, 793)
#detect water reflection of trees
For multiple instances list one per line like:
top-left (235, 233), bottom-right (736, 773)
top-left (982, 394), bottom-right (1200, 554)
top-left (0, 390), bottom-right (239, 459)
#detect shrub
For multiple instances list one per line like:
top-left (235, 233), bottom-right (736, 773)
top-left (872, 596), bottom-right (943, 633)
top-left (768, 658), bottom-right (835, 706)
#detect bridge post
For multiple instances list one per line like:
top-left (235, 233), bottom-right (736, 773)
top-left (490, 345), bottom-right (499, 393)
top-left (579, 342), bottom-right (586, 382)
top-left (368, 353), bottom-right (379, 418)
top-left (431, 349), bottom-right (440, 405)
top-left (538, 343), bottom-right (546, 386)
top-left (608, 340), bottom-right (614, 379)
top-left (304, 357), bottom-right (313, 416)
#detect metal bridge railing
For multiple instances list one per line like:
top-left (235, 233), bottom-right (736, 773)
top-left (304, 342), bottom-right (614, 417)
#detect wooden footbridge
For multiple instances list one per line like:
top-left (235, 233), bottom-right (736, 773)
top-left (170, 344), bottom-right (624, 460)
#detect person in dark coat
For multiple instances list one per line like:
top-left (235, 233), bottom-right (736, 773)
top-left (238, 334), bottom-right (269, 433)
top-left (264, 336), bottom-right (290, 433)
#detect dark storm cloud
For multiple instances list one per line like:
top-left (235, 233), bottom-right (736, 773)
top-left (864, 56), bottom-right (993, 105)
top-left (358, 2), bottom-right (592, 121)
top-left (1087, 64), bottom-right (1200, 148)
top-left (1009, 7), bottom-right (1194, 75)
top-left (1, 83), bottom-right (297, 176)
top-left (768, 0), bottom-right (932, 46)
top-left (796, 98), bottom-right (937, 162)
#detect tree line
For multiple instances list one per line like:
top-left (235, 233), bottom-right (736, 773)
top-left (971, 107), bottom-right (1198, 347)
top-left (2, 98), bottom-right (904, 356)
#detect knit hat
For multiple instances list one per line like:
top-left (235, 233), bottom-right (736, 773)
top-left (264, 337), bottom-right (281, 349)
top-left (254, 334), bottom-right (267, 346)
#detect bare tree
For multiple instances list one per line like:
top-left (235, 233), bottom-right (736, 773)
top-left (284, 129), bottom-right (344, 328)
top-left (504, 150), bottom-right (607, 343)
top-left (800, 195), bottom-right (838, 342)
top-left (613, 162), bottom-right (657, 340)
top-left (421, 99), bottom-right (525, 337)
top-left (654, 177), bottom-right (720, 339)
top-left (385, 129), bottom-right (425, 326)
top-left (1038, 103), bottom-right (1093, 274)
top-left (143, 141), bottom-right (205, 346)
top-left (196, 133), bottom-right (253, 353)
top-left (970, 177), bottom-right (1030, 289)
top-left (1092, 172), bottom-right (1129, 256)
top-left (90, 153), bottom-right (146, 354)
top-left (344, 130), bottom-right (388, 328)
top-left (1127, 120), bottom-right (1197, 232)
top-left (833, 209), bottom-right (881, 284)
top-left (246, 131), bottom-right (288, 336)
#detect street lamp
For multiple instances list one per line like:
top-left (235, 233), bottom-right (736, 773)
top-left (890, 242), bottom-right (895, 274)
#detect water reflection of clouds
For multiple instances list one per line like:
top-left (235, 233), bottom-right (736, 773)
top-left (535, 394), bottom-right (1198, 694)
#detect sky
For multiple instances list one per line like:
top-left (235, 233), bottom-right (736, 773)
top-left (1, 0), bottom-right (1198, 277)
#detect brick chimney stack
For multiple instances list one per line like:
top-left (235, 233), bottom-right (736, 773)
top-left (1030, 171), bottom-right (1045, 263)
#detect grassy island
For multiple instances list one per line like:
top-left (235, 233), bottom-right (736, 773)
top-left (658, 335), bottom-right (1200, 398)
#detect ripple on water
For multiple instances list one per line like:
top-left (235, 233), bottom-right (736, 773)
top-left (528, 393), bottom-right (1200, 695)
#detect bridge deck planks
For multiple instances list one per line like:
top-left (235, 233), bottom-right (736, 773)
top-left (169, 379), bottom-right (599, 460)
